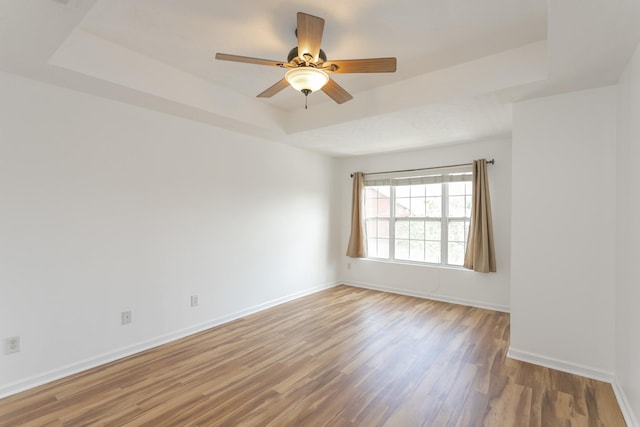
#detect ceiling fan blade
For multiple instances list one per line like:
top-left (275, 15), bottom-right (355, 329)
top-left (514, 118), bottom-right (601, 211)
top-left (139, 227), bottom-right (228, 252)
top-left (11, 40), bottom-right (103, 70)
top-left (257, 78), bottom-right (290, 98)
top-left (215, 53), bottom-right (284, 67)
top-left (322, 78), bottom-right (353, 104)
top-left (324, 58), bottom-right (397, 74)
top-left (297, 12), bottom-right (325, 62)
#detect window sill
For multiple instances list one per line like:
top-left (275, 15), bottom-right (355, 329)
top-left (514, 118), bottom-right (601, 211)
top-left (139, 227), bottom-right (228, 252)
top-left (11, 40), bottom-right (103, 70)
top-left (361, 257), bottom-right (470, 271)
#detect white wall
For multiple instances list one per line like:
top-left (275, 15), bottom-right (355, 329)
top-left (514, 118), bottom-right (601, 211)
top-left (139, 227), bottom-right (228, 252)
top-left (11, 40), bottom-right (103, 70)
top-left (0, 71), bottom-right (338, 396)
top-left (337, 138), bottom-right (512, 312)
top-left (616, 41), bottom-right (640, 425)
top-left (511, 86), bottom-right (617, 379)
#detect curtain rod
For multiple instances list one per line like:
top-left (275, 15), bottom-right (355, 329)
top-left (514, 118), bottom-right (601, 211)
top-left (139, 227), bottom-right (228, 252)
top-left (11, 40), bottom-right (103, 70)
top-left (350, 158), bottom-right (494, 178)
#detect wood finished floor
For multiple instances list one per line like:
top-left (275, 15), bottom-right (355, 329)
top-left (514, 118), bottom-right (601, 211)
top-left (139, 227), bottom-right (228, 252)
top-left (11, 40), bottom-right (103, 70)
top-left (0, 285), bottom-right (625, 427)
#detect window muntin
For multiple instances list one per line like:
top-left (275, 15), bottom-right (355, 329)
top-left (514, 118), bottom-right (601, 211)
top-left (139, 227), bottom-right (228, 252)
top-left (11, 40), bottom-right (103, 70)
top-left (363, 170), bottom-right (472, 266)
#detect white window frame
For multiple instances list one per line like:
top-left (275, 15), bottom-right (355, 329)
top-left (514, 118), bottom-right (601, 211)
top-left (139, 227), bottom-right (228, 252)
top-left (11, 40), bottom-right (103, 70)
top-left (363, 165), bottom-right (472, 267)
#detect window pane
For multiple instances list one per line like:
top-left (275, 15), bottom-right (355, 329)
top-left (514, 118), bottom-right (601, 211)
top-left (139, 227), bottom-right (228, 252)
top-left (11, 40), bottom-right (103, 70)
top-left (367, 238), bottom-right (378, 257)
top-left (409, 240), bottom-right (425, 262)
top-left (365, 196), bottom-right (378, 217)
top-left (464, 182), bottom-right (472, 217)
top-left (410, 184), bottom-right (425, 197)
top-left (377, 186), bottom-right (391, 198)
top-left (448, 220), bottom-right (465, 242)
top-left (449, 182), bottom-right (466, 196)
top-left (366, 220), bottom-right (378, 238)
top-left (448, 242), bottom-right (465, 266)
top-left (425, 221), bottom-right (441, 240)
top-left (426, 242), bottom-right (441, 263)
top-left (425, 183), bottom-right (441, 197)
top-left (410, 198), bottom-right (426, 217)
top-left (395, 221), bottom-right (409, 239)
top-left (395, 185), bottom-right (410, 197)
top-left (425, 197), bottom-right (441, 217)
top-left (365, 187), bottom-right (379, 199)
top-left (449, 195), bottom-right (466, 217)
top-left (367, 237), bottom-right (389, 259)
top-left (396, 197), bottom-right (411, 217)
top-left (409, 220), bottom-right (425, 239)
top-left (378, 197), bottom-right (390, 217)
top-left (364, 187), bottom-right (378, 217)
top-left (365, 186), bottom-right (392, 218)
top-left (377, 238), bottom-right (389, 258)
top-left (377, 220), bottom-right (389, 238)
top-left (395, 239), bottom-right (409, 260)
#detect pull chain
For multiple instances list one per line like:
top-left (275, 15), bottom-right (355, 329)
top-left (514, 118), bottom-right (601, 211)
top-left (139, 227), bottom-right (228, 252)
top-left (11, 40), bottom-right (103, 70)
top-left (302, 89), bottom-right (311, 110)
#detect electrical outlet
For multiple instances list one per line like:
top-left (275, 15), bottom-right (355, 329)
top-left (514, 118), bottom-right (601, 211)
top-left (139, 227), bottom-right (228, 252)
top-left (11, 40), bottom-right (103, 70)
top-left (121, 311), bottom-right (132, 325)
top-left (4, 336), bottom-right (20, 354)
top-left (190, 295), bottom-right (198, 307)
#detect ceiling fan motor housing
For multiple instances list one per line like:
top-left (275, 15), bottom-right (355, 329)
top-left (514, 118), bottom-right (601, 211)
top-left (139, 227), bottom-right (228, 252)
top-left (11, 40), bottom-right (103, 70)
top-left (287, 47), bottom-right (327, 65)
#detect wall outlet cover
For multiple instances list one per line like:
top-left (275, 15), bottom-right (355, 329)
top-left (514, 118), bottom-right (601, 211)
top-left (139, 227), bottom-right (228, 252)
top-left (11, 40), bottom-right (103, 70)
top-left (4, 336), bottom-right (20, 354)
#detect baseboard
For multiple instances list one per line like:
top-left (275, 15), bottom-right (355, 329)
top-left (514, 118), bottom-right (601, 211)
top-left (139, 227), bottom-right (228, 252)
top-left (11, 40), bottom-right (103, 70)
top-left (343, 281), bottom-right (510, 313)
top-left (612, 377), bottom-right (639, 427)
top-left (0, 281), bottom-right (338, 399)
top-left (507, 347), bottom-right (614, 383)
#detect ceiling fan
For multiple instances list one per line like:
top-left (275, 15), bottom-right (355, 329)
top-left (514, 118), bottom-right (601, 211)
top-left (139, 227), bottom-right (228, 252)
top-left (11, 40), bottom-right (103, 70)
top-left (215, 12), bottom-right (397, 107)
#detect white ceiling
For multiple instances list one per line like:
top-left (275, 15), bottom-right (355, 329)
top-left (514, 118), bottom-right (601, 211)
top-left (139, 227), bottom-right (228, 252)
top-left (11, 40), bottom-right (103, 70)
top-left (1, 0), bottom-right (639, 156)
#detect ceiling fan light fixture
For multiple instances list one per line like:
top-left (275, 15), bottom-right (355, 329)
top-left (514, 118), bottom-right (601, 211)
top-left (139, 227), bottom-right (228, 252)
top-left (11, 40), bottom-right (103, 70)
top-left (285, 67), bottom-right (329, 93)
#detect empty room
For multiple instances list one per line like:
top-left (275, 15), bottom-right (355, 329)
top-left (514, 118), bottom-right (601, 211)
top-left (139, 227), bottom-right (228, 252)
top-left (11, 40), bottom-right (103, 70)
top-left (1, 0), bottom-right (640, 426)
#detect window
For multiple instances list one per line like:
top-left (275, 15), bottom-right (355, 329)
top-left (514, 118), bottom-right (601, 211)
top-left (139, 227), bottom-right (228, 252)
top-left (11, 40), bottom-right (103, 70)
top-left (364, 167), bottom-right (472, 267)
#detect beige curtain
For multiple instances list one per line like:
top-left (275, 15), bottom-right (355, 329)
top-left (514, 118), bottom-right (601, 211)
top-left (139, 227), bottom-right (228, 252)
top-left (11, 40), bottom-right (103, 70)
top-left (346, 172), bottom-right (367, 258)
top-left (464, 159), bottom-right (496, 272)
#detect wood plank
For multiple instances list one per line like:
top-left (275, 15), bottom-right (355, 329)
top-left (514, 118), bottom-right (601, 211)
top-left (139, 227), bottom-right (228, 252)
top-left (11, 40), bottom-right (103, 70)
top-left (0, 285), bottom-right (626, 426)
